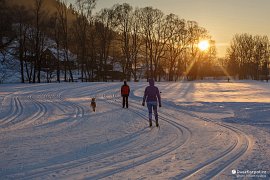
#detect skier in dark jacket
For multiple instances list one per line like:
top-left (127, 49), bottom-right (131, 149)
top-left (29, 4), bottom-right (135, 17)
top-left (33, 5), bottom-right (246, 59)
top-left (121, 81), bottom-right (130, 108)
top-left (142, 79), bottom-right (161, 127)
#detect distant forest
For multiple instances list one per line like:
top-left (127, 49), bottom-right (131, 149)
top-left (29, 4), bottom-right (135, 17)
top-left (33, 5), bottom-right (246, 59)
top-left (0, 0), bottom-right (269, 83)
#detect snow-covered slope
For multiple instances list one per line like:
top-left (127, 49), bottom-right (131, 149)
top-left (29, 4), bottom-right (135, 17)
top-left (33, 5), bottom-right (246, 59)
top-left (0, 49), bottom-right (21, 83)
top-left (0, 81), bottom-right (269, 179)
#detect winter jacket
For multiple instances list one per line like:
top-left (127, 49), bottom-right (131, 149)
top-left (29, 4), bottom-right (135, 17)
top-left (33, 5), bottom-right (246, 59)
top-left (143, 79), bottom-right (161, 105)
top-left (121, 85), bottom-right (130, 96)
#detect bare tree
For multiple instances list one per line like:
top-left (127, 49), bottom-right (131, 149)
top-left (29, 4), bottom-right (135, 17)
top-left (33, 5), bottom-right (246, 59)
top-left (227, 34), bottom-right (251, 79)
top-left (139, 7), bottom-right (163, 80)
top-left (56, 0), bottom-right (74, 82)
top-left (130, 8), bottom-right (143, 81)
top-left (49, 13), bottom-right (61, 82)
top-left (199, 39), bottom-right (217, 79)
top-left (253, 35), bottom-right (269, 80)
top-left (72, 0), bottom-right (96, 82)
top-left (114, 3), bottom-right (133, 80)
top-left (227, 34), bottom-right (270, 80)
top-left (185, 21), bottom-right (208, 80)
top-left (95, 7), bottom-right (117, 81)
top-left (32, 0), bottom-right (47, 83)
top-left (164, 14), bottom-right (189, 81)
top-left (13, 5), bottom-right (32, 83)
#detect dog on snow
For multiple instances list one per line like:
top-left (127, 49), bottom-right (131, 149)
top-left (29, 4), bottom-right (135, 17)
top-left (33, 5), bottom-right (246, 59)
top-left (90, 97), bottom-right (96, 112)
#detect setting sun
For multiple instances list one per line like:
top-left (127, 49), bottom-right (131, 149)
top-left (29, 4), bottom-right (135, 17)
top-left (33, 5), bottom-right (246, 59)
top-left (198, 40), bottom-right (209, 51)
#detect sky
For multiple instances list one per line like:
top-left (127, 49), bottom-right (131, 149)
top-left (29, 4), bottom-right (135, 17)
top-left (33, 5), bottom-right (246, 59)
top-left (67, 0), bottom-right (270, 57)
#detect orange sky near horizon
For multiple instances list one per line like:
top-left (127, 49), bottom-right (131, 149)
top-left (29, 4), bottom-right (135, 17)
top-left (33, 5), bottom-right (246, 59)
top-left (68, 0), bottom-right (270, 58)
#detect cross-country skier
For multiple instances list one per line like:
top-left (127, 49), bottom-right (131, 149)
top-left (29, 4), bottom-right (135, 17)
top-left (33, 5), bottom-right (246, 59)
top-left (142, 79), bottom-right (161, 127)
top-left (121, 81), bottom-right (130, 108)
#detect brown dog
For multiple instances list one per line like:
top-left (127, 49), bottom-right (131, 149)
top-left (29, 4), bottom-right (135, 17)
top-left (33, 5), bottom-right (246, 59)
top-left (91, 98), bottom-right (96, 112)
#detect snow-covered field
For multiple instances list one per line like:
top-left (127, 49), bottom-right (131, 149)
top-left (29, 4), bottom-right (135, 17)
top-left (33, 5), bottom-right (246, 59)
top-left (0, 81), bottom-right (269, 179)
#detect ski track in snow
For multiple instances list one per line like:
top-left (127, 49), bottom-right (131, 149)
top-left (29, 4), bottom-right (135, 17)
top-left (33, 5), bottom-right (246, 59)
top-left (103, 85), bottom-right (252, 180)
top-left (94, 91), bottom-right (191, 179)
top-left (0, 81), bottom-right (269, 179)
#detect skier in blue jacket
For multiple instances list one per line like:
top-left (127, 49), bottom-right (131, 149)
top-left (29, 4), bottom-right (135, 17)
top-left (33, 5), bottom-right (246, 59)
top-left (142, 79), bottom-right (161, 127)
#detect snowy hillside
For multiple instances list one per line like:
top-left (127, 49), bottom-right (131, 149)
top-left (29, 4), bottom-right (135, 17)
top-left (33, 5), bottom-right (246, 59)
top-left (0, 47), bottom-right (21, 83)
top-left (0, 81), bottom-right (269, 179)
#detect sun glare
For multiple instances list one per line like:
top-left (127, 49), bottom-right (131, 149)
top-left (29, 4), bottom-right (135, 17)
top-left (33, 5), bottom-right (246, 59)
top-left (198, 40), bottom-right (209, 51)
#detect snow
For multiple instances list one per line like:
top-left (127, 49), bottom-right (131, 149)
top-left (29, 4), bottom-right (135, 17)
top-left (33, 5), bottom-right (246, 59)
top-left (0, 80), bottom-right (269, 179)
top-left (0, 50), bottom-right (21, 83)
top-left (0, 35), bottom-right (78, 84)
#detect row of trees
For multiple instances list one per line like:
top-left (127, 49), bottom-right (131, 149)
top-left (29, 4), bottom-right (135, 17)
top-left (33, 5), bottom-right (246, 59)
top-left (2, 0), bottom-right (269, 83)
top-left (69, 1), bottom-right (217, 82)
top-left (225, 34), bottom-right (270, 80)
top-left (1, 0), bottom-right (217, 83)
